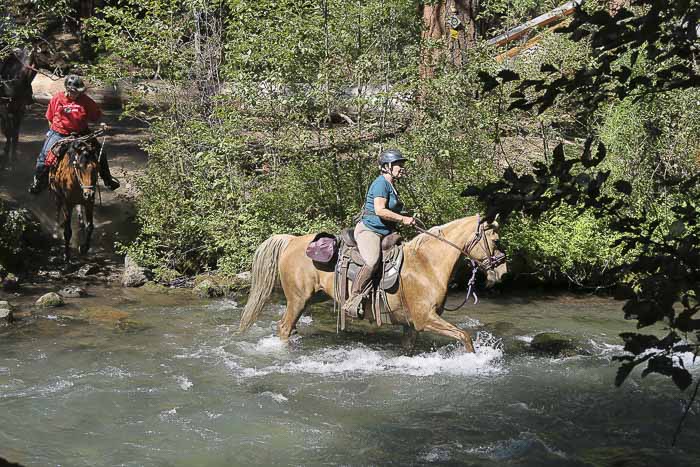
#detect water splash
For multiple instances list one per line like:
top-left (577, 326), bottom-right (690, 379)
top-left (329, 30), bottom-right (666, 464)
top-left (231, 333), bottom-right (504, 378)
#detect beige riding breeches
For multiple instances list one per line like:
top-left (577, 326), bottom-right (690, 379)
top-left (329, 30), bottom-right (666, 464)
top-left (354, 221), bottom-right (383, 270)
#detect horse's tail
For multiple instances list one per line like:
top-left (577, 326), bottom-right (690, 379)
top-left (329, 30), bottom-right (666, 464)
top-left (239, 234), bottom-right (293, 333)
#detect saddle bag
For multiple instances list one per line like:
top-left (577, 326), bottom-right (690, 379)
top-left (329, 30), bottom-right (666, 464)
top-left (305, 233), bottom-right (338, 264)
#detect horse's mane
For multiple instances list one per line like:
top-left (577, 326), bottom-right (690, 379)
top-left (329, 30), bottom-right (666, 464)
top-left (408, 217), bottom-right (465, 249)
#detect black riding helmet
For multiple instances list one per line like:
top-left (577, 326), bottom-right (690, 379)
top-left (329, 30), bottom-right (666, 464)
top-left (64, 74), bottom-right (86, 93)
top-left (378, 149), bottom-right (407, 167)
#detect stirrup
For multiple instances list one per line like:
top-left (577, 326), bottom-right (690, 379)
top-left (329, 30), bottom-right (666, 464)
top-left (342, 293), bottom-right (365, 319)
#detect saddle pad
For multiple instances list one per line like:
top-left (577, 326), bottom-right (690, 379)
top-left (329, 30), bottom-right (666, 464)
top-left (44, 149), bottom-right (58, 167)
top-left (306, 234), bottom-right (337, 263)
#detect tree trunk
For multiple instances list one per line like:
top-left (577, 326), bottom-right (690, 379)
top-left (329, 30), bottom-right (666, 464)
top-left (420, 1), bottom-right (478, 79)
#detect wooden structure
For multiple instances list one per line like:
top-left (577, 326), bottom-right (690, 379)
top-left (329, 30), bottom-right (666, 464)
top-left (487, 0), bottom-right (584, 49)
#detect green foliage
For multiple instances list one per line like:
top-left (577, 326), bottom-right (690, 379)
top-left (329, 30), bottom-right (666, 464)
top-left (502, 205), bottom-right (623, 286)
top-left (0, 0), bottom-right (71, 54)
top-left (86, 0), bottom-right (196, 81)
top-left (0, 200), bottom-right (44, 270)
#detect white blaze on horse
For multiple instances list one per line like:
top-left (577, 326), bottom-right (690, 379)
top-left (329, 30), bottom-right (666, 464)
top-left (239, 214), bottom-right (507, 352)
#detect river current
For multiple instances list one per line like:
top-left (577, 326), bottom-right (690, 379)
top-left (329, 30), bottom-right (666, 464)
top-left (1, 287), bottom-right (699, 466)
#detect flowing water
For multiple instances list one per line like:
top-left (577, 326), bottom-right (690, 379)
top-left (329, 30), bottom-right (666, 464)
top-left (1, 287), bottom-right (699, 466)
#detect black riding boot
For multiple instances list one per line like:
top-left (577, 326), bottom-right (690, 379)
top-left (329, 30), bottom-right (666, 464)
top-left (343, 264), bottom-right (375, 319)
top-left (98, 156), bottom-right (120, 191)
top-left (28, 165), bottom-right (49, 194)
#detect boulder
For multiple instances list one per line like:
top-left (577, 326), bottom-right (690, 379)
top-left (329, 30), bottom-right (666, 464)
top-left (530, 332), bottom-right (578, 356)
top-left (78, 264), bottom-right (100, 277)
top-left (0, 301), bottom-right (14, 323)
top-left (2, 273), bottom-right (19, 291)
top-left (58, 286), bottom-right (88, 298)
top-left (36, 292), bottom-right (64, 308)
top-left (193, 278), bottom-right (224, 298)
top-left (47, 271), bottom-right (62, 280)
top-left (235, 271), bottom-right (251, 283)
top-left (121, 254), bottom-right (148, 287)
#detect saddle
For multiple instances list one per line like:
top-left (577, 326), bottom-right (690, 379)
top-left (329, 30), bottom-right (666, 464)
top-left (306, 228), bottom-right (405, 330)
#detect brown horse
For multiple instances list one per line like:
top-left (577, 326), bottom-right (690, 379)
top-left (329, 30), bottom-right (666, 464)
top-left (0, 48), bottom-right (37, 169)
top-left (239, 214), bottom-right (507, 352)
top-left (48, 135), bottom-right (100, 261)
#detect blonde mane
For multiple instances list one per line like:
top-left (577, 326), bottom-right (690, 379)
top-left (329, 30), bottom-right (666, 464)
top-left (409, 217), bottom-right (467, 250)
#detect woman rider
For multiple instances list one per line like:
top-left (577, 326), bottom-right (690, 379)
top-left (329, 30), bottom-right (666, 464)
top-left (28, 74), bottom-right (120, 194)
top-left (344, 149), bottom-right (415, 317)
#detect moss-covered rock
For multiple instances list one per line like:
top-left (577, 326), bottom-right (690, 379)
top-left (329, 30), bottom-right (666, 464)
top-left (193, 278), bottom-right (224, 298)
top-left (530, 332), bottom-right (579, 356)
top-left (142, 281), bottom-right (170, 293)
top-left (36, 292), bottom-right (64, 308)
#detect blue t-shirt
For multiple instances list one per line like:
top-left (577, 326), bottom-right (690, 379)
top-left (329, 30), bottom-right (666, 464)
top-left (362, 175), bottom-right (404, 235)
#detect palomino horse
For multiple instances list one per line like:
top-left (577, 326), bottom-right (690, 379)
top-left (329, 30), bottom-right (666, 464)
top-left (239, 214), bottom-right (507, 352)
top-left (48, 133), bottom-right (101, 261)
top-left (0, 48), bottom-right (37, 169)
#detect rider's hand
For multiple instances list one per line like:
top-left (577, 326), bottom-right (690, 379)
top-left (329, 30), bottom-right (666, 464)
top-left (99, 122), bottom-right (110, 131)
top-left (401, 216), bottom-right (415, 226)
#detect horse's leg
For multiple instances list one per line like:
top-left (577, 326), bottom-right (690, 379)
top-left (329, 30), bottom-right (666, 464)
top-left (277, 295), bottom-right (309, 341)
top-left (79, 203), bottom-right (94, 255)
top-left (420, 310), bottom-right (475, 353)
top-left (401, 325), bottom-right (419, 351)
top-left (61, 204), bottom-right (73, 262)
top-left (277, 242), bottom-right (318, 341)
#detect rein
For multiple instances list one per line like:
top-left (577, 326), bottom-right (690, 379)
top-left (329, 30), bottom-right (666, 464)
top-left (413, 214), bottom-right (506, 310)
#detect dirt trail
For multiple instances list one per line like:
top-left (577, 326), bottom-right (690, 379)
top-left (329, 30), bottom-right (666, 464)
top-left (0, 104), bottom-right (149, 266)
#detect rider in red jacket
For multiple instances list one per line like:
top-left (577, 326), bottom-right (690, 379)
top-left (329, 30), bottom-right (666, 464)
top-left (29, 75), bottom-right (120, 194)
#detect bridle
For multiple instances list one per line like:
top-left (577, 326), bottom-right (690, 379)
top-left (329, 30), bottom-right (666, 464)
top-left (70, 150), bottom-right (96, 195)
top-left (414, 214), bottom-right (506, 308)
top-left (414, 214), bottom-right (506, 272)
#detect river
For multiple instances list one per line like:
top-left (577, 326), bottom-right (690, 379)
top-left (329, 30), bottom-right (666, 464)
top-left (1, 287), bottom-right (698, 466)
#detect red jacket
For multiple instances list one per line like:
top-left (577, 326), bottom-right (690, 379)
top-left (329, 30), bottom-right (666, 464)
top-left (46, 91), bottom-right (101, 135)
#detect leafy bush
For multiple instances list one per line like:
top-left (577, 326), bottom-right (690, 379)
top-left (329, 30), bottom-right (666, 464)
top-left (502, 205), bottom-right (624, 286)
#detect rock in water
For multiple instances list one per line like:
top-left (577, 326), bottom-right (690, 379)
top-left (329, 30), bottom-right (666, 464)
top-left (0, 301), bottom-right (14, 323)
top-left (121, 254), bottom-right (148, 288)
top-left (530, 332), bottom-right (578, 356)
top-left (78, 264), bottom-right (100, 277)
top-left (36, 292), bottom-right (65, 308)
top-left (58, 286), bottom-right (87, 298)
top-left (193, 279), bottom-right (224, 298)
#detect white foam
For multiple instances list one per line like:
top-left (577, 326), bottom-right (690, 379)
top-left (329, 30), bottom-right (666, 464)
top-left (234, 334), bottom-right (504, 378)
top-left (260, 391), bottom-right (288, 403)
top-left (298, 315), bottom-right (313, 326)
top-left (176, 375), bottom-right (193, 391)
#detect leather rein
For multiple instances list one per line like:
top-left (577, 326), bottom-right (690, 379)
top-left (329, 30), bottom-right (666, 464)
top-left (414, 214), bottom-right (506, 308)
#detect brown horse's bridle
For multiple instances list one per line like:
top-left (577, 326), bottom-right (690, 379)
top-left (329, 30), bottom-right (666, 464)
top-left (70, 152), bottom-right (96, 195)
